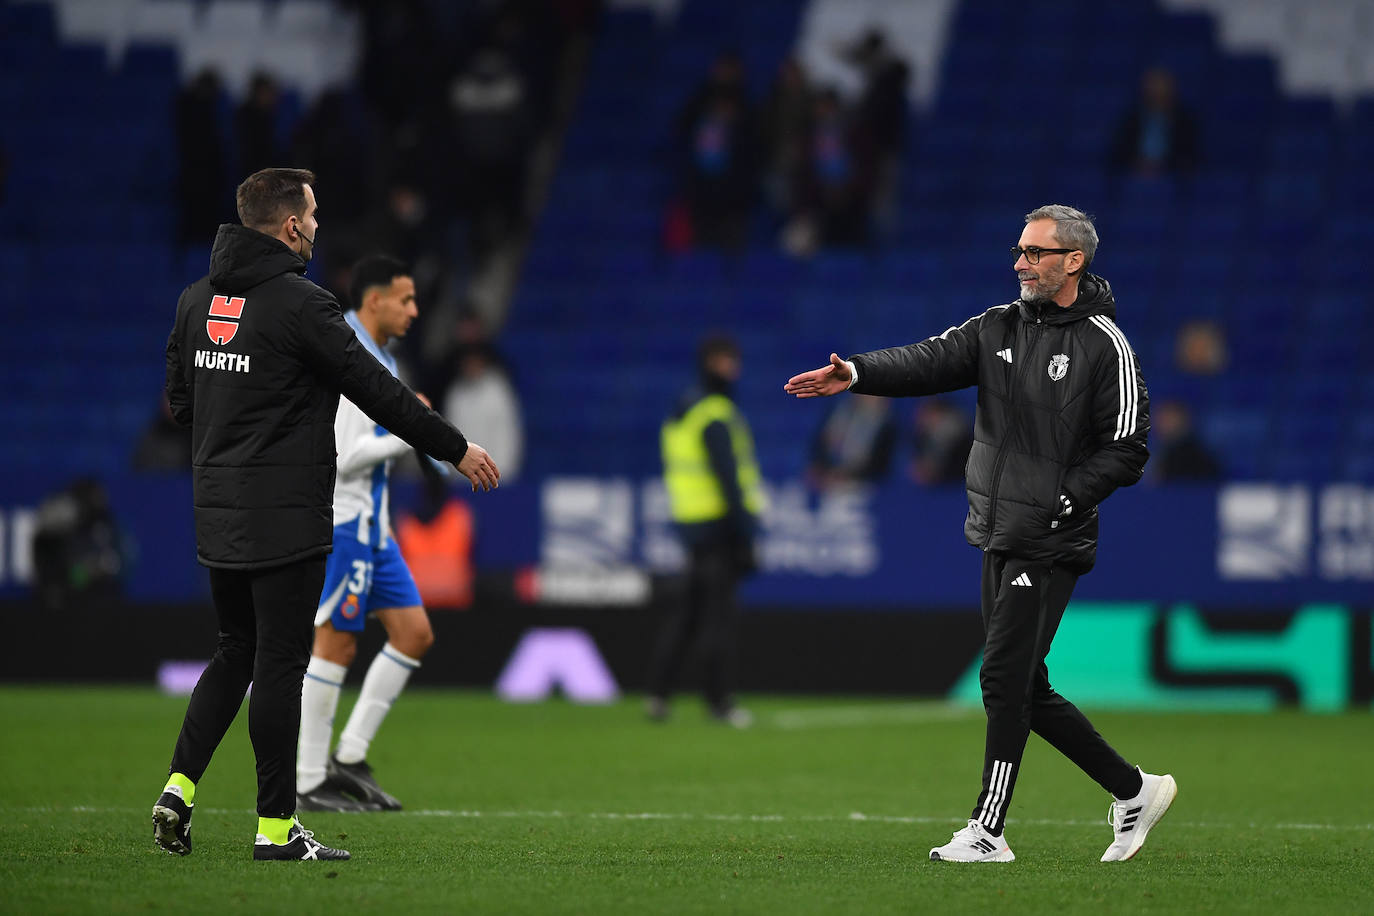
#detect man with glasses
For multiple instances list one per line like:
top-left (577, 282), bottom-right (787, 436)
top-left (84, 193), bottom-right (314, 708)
top-left (784, 204), bottom-right (1175, 864)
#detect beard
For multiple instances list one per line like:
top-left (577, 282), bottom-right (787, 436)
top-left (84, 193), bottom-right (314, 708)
top-left (1018, 270), bottom-right (1064, 303)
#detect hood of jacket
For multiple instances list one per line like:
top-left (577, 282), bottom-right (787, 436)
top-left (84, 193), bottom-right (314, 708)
top-left (208, 224), bottom-right (307, 293)
top-left (1017, 272), bottom-right (1116, 325)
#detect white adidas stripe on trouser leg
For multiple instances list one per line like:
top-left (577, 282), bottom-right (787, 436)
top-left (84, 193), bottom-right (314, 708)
top-left (979, 760), bottom-right (1013, 831)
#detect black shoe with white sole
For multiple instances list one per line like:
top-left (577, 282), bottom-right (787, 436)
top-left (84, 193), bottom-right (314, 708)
top-left (327, 756), bottom-right (402, 811)
top-left (151, 787), bottom-right (193, 856)
top-left (253, 819), bottom-right (350, 861)
top-left (297, 781), bottom-right (384, 813)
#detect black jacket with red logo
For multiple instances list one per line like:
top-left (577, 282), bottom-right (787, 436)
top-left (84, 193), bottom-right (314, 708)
top-left (165, 224), bottom-right (469, 569)
top-left (850, 274), bottom-right (1148, 572)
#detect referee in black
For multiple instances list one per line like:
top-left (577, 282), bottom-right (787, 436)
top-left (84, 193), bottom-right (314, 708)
top-left (152, 168), bottom-right (499, 861)
top-left (785, 205), bottom-right (1176, 864)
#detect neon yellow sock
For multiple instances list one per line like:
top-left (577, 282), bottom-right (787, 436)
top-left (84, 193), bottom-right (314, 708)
top-left (164, 773), bottom-right (196, 805)
top-left (257, 816), bottom-right (294, 845)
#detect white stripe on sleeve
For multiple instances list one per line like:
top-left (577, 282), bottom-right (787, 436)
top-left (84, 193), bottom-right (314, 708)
top-left (1089, 315), bottom-right (1138, 440)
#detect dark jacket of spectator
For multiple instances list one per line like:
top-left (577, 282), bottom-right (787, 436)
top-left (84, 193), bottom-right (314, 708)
top-left (1108, 68), bottom-right (1199, 175)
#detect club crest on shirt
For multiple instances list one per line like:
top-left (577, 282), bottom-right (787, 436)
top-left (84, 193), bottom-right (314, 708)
top-left (1048, 353), bottom-right (1069, 381)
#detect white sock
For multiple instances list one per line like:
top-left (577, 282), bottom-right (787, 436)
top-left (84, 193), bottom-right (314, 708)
top-left (335, 643), bottom-right (420, 765)
top-left (298, 656), bottom-right (347, 793)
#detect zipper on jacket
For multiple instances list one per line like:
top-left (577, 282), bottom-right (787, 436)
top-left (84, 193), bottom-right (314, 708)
top-left (982, 314), bottom-right (1043, 548)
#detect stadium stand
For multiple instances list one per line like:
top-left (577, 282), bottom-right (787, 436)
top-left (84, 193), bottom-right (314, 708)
top-left (0, 0), bottom-right (1369, 485)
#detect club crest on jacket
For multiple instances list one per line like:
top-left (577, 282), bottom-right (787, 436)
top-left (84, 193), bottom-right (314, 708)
top-left (1048, 353), bottom-right (1069, 382)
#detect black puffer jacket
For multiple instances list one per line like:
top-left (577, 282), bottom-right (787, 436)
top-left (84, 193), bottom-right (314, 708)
top-left (851, 274), bottom-right (1148, 572)
top-left (165, 224), bottom-right (469, 570)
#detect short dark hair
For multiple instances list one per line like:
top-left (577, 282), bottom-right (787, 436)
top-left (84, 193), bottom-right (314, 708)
top-left (348, 254), bottom-right (411, 311)
top-left (235, 167), bottom-right (315, 232)
top-left (697, 332), bottom-right (739, 370)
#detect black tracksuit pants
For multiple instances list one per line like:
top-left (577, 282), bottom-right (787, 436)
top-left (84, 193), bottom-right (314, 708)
top-left (648, 539), bottom-right (740, 713)
top-left (970, 551), bottom-right (1140, 835)
top-left (168, 557), bottom-right (325, 818)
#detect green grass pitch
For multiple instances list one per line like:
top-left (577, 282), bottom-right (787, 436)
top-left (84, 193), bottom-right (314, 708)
top-left (0, 686), bottom-right (1370, 915)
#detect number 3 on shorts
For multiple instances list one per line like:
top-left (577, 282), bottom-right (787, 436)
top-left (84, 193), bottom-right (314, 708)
top-left (347, 559), bottom-right (372, 595)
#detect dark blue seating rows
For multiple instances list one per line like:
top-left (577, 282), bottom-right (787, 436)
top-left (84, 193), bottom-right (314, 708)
top-left (507, 0), bottom-right (1373, 482)
top-left (1, 0), bottom-right (1370, 486)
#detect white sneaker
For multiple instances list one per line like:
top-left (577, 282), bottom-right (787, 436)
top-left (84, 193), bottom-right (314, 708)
top-left (712, 706), bottom-right (754, 729)
top-left (929, 819), bottom-right (1015, 862)
top-left (1100, 768), bottom-right (1178, 862)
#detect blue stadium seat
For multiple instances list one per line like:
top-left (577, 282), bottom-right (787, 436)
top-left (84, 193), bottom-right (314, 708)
top-left (1199, 408), bottom-right (1271, 478)
top-left (119, 42), bottom-right (179, 79)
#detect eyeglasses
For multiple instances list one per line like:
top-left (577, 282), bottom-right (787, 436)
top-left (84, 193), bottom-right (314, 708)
top-left (1011, 246), bottom-right (1077, 265)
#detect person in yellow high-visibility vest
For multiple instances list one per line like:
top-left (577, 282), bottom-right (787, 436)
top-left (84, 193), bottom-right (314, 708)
top-left (649, 334), bottom-right (765, 727)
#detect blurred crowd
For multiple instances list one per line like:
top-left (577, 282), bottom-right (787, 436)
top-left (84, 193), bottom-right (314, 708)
top-left (177, 5), bottom-right (589, 340)
top-left (669, 31), bottom-right (911, 257)
top-left (669, 40), bottom-right (1206, 260)
top-left (167, 0), bottom-right (602, 481)
top-left (157, 5), bottom-right (1227, 492)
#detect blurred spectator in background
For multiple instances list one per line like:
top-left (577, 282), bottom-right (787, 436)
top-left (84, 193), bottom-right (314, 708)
top-left (352, 0), bottom-right (451, 132)
top-left (424, 307), bottom-right (512, 394)
top-left (1150, 399), bottom-right (1222, 482)
top-left (236, 71), bottom-right (286, 178)
top-left (677, 49), bottom-right (752, 143)
top-left (650, 334), bottom-right (763, 727)
top-left (291, 87), bottom-right (390, 302)
top-left (441, 331), bottom-right (525, 482)
top-left (1108, 67), bottom-right (1199, 177)
top-left (1175, 318), bottom-right (1228, 376)
top-left (368, 180), bottom-right (434, 268)
top-left (783, 87), bottom-right (877, 254)
top-left (395, 474), bottom-right (474, 610)
top-left (908, 397), bottom-right (973, 486)
top-left (356, 178), bottom-right (463, 361)
top-left (838, 28), bottom-right (910, 164)
top-left (175, 68), bottom-right (229, 247)
top-left (132, 394), bottom-right (193, 472)
top-left (448, 43), bottom-right (534, 264)
top-left (806, 393), bottom-right (897, 489)
top-left (674, 52), bottom-right (758, 251)
top-left (292, 88), bottom-right (377, 231)
top-left (759, 57), bottom-right (814, 217)
top-left (835, 28), bottom-right (910, 237)
top-left (31, 477), bottom-right (129, 611)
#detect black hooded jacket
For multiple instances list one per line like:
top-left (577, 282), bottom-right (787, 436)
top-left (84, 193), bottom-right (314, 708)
top-left (850, 274), bottom-right (1148, 572)
top-left (165, 224), bottom-right (469, 569)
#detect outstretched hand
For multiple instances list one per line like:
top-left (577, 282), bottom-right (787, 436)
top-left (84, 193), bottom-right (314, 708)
top-left (455, 442), bottom-right (501, 492)
top-left (783, 353), bottom-right (853, 399)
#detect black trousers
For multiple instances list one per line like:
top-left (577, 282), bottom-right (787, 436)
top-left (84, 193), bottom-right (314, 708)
top-left (969, 551), bottom-right (1139, 835)
top-left (168, 557), bottom-right (325, 818)
top-left (647, 539), bottom-right (740, 713)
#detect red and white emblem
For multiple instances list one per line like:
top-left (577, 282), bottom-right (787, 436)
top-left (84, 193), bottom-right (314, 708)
top-left (206, 295), bottom-right (246, 345)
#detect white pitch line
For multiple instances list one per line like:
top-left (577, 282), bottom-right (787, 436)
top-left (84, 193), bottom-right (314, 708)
top-left (19, 806), bottom-right (1373, 832)
top-left (770, 702), bottom-right (981, 730)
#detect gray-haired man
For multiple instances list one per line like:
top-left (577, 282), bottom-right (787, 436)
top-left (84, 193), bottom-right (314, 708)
top-left (785, 205), bottom-right (1176, 863)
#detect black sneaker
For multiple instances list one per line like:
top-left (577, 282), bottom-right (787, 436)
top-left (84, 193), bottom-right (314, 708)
top-left (253, 819), bottom-right (350, 861)
top-left (327, 756), bottom-right (402, 811)
top-left (297, 781), bottom-right (384, 813)
top-left (645, 696), bottom-right (669, 722)
top-left (151, 787), bottom-right (193, 856)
